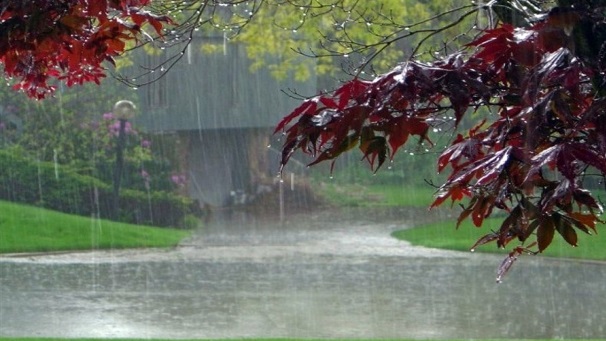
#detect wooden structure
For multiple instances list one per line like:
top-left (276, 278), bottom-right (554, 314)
top-left (136, 37), bottom-right (316, 206)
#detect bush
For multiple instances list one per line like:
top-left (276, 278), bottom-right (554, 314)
top-left (116, 189), bottom-right (201, 228)
top-left (0, 147), bottom-right (199, 228)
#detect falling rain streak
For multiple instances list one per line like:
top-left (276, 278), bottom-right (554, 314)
top-left (1, 1), bottom-right (605, 340)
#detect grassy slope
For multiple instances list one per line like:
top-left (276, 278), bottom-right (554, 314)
top-left (0, 200), bottom-right (191, 253)
top-left (316, 181), bottom-right (606, 261)
top-left (393, 217), bottom-right (606, 260)
top-left (315, 182), bottom-right (436, 207)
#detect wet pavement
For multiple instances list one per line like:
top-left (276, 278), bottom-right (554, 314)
top-left (0, 207), bottom-right (605, 339)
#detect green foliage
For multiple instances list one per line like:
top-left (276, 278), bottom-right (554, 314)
top-left (0, 147), bottom-right (198, 228)
top-left (0, 200), bottom-right (191, 254)
top-left (0, 78), bottom-right (181, 194)
top-left (232, 0), bottom-right (436, 80)
top-left (1, 78), bottom-right (145, 191)
top-left (182, 214), bottom-right (203, 229)
top-left (1, 79), bottom-right (131, 162)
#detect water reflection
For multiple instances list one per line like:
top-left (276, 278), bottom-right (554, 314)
top-left (0, 208), bottom-right (604, 339)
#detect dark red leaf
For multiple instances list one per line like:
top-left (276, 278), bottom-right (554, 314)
top-left (525, 145), bottom-right (561, 182)
top-left (431, 184), bottom-right (471, 210)
top-left (470, 232), bottom-right (499, 251)
top-left (0, 0), bottom-right (170, 98)
top-left (359, 136), bottom-right (388, 172)
top-left (497, 206), bottom-right (522, 247)
top-left (471, 197), bottom-right (492, 227)
top-left (333, 78), bottom-right (370, 110)
top-left (275, 99), bottom-right (317, 133)
top-left (572, 188), bottom-right (604, 214)
top-left (467, 24), bottom-right (514, 48)
top-left (387, 129), bottom-right (409, 157)
top-left (539, 178), bottom-right (573, 212)
top-left (566, 142), bottom-right (606, 174)
top-left (553, 213), bottom-right (578, 247)
top-left (537, 216), bottom-right (555, 252)
top-left (567, 212), bottom-right (599, 234)
top-left (319, 97), bottom-right (339, 109)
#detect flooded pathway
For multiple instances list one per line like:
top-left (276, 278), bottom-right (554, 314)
top-left (0, 208), bottom-right (605, 339)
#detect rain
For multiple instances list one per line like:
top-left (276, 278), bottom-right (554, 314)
top-left (1, 1), bottom-right (606, 340)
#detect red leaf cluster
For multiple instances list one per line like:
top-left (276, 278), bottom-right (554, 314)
top-left (277, 5), bottom-right (606, 278)
top-left (0, 0), bottom-right (170, 98)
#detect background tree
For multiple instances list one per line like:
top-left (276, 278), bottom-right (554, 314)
top-left (120, 0), bottom-right (475, 88)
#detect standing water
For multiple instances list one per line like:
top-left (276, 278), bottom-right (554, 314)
top-left (0, 207), bottom-right (604, 339)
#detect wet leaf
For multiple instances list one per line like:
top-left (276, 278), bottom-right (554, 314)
top-left (0, 1), bottom-right (171, 98)
top-left (470, 232), bottom-right (499, 251)
top-left (553, 213), bottom-right (578, 247)
top-left (333, 78), bottom-right (370, 110)
top-left (496, 252), bottom-right (518, 283)
top-left (275, 100), bottom-right (317, 133)
top-left (572, 189), bottom-right (604, 214)
top-left (359, 136), bottom-right (388, 172)
top-left (568, 212), bottom-right (598, 234)
top-left (537, 216), bottom-right (555, 252)
top-left (431, 184), bottom-right (472, 210)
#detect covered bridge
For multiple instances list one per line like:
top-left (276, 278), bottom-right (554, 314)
top-left (135, 37), bottom-right (316, 207)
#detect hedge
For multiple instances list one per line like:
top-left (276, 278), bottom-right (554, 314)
top-left (0, 148), bottom-right (199, 228)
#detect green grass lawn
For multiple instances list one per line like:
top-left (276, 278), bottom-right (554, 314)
top-left (314, 182), bottom-right (437, 207)
top-left (0, 200), bottom-right (192, 254)
top-left (316, 181), bottom-right (606, 261)
top-left (393, 217), bottom-right (606, 261)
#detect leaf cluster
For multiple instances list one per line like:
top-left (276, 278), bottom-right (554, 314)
top-left (276, 1), bottom-right (606, 279)
top-left (0, 0), bottom-right (170, 98)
